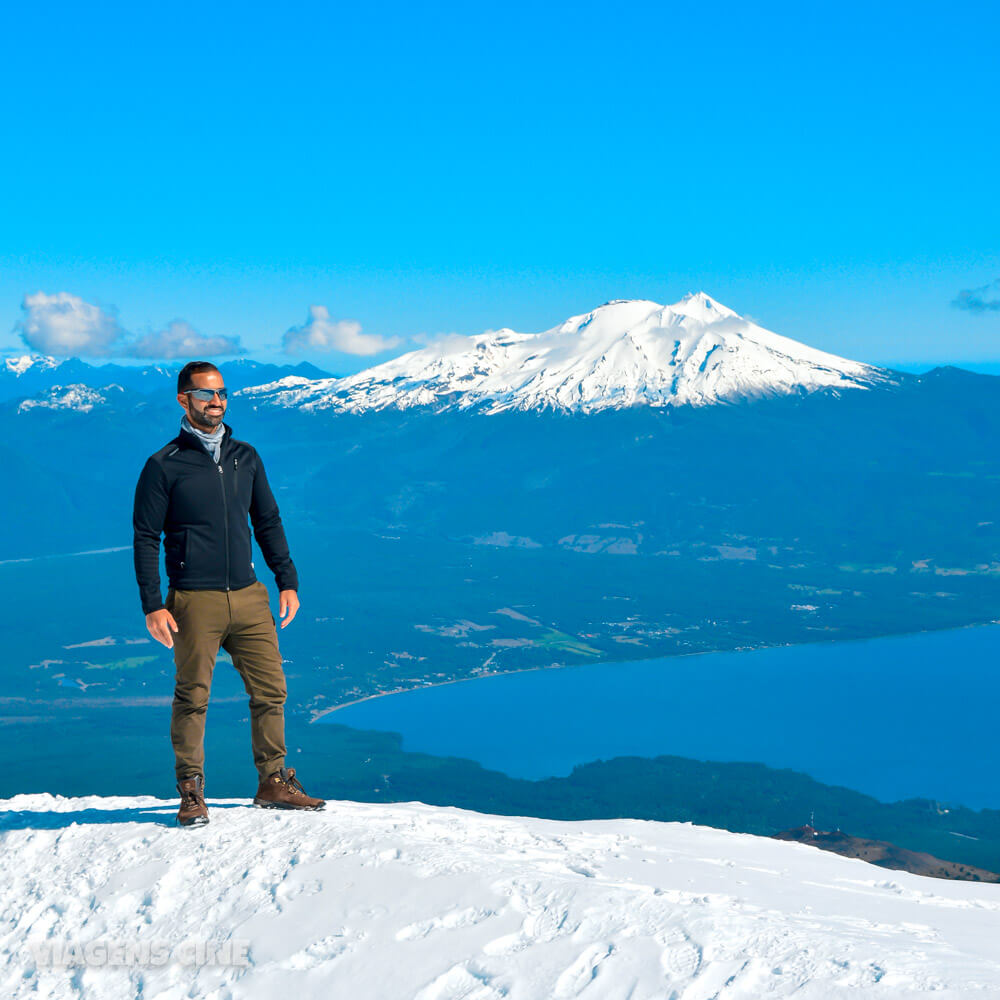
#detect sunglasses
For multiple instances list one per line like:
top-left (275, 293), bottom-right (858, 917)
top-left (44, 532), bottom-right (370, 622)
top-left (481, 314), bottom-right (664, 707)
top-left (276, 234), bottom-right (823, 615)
top-left (184, 388), bottom-right (228, 402)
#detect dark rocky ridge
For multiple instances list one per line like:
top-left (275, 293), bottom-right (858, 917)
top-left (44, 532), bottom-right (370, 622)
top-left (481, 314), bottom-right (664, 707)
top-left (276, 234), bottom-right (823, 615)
top-left (774, 825), bottom-right (1000, 882)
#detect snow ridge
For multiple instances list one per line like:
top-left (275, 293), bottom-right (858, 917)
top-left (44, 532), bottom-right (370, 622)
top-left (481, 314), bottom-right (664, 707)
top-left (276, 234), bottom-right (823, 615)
top-left (3, 793), bottom-right (998, 999)
top-left (239, 294), bottom-right (896, 414)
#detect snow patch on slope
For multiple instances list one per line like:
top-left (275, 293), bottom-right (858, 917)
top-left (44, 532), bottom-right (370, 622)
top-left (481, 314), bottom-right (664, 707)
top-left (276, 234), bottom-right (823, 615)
top-left (239, 294), bottom-right (897, 414)
top-left (3, 354), bottom-right (62, 377)
top-left (3, 793), bottom-right (999, 998)
top-left (16, 383), bottom-right (125, 413)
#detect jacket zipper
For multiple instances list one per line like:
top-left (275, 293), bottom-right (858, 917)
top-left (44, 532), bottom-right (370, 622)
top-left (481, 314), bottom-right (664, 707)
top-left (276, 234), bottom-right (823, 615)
top-left (234, 456), bottom-right (253, 574)
top-left (218, 460), bottom-right (230, 591)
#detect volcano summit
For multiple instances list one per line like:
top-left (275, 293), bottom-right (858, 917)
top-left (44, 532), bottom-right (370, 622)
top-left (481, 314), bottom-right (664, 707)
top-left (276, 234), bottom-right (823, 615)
top-left (240, 293), bottom-right (897, 414)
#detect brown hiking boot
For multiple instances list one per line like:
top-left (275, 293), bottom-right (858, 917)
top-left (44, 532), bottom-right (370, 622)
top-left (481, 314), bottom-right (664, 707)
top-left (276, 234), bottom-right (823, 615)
top-left (176, 775), bottom-right (209, 827)
top-left (254, 766), bottom-right (325, 811)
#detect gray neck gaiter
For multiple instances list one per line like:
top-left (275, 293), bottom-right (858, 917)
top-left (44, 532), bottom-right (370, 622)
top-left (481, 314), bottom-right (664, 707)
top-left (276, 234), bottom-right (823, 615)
top-left (181, 415), bottom-right (225, 463)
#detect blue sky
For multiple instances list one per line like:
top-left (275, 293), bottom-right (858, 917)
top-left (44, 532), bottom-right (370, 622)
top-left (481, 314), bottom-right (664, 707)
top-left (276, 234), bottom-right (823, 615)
top-left (1, 0), bottom-right (998, 373)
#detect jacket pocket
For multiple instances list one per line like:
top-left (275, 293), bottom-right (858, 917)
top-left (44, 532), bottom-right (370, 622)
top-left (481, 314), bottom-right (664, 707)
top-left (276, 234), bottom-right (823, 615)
top-left (165, 529), bottom-right (189, 574)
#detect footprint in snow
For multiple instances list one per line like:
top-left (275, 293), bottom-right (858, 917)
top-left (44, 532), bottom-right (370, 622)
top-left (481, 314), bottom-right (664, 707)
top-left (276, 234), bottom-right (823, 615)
top-left (278, 929), bottom-right (361, 970)
top-left (396, 907), bottom-right (496, 941)
top-left (771, 946), bottom-right (817, 985)
top-left (658, 928), bottom-right (702, 980)
top-left (553, 942), bottom-right (613, 997)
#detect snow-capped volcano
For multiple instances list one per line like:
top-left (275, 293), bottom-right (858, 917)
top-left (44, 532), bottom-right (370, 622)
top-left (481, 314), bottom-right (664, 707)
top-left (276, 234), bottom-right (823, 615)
top-left (239, 294), bottom-right (896, 414)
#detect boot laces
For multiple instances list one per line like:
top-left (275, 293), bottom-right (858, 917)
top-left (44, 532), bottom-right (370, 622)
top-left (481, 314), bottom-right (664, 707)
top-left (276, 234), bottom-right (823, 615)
top-left (279, 767), bottom-right (307, 795)
top-left (180, 779), bottom-right (205, 807)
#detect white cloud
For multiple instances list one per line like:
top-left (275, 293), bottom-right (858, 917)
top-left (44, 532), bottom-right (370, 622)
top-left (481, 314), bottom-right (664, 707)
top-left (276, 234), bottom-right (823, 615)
top-left (16, 291), bottom-right (127, 357)
top-left (283, 306), bottom-right (401, 356)
top-left (128, 320), bottom-right (245, 359)
top-left (14, 292), bottom-right (245, 359)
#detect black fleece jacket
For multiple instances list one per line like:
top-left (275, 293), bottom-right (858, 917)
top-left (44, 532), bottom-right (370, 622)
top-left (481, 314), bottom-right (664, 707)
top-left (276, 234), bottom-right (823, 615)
top-left (132, 422), bottom-right (298, 615)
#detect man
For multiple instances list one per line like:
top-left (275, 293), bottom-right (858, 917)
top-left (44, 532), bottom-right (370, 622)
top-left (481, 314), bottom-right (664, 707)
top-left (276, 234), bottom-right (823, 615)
top-left (133, 360), bottom-right (325, 826)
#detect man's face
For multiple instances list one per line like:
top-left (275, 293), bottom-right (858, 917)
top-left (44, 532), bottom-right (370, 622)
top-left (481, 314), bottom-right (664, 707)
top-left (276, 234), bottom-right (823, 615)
top-left (178, 370), bottom-right (227, 431)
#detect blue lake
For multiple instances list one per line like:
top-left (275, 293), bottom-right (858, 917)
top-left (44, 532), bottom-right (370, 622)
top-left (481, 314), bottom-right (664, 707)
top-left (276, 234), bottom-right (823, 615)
top-left (324, 624), bottom-right (1000, 809)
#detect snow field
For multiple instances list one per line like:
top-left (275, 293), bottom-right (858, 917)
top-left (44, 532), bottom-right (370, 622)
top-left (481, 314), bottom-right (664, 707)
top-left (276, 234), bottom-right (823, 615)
top-left (2, 793), bottom-right (999, 999)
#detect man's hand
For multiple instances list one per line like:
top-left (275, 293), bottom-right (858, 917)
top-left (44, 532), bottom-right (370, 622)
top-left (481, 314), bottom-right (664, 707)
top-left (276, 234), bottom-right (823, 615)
top-left (278, 589), bottom-right (299, 629)
top-left (146, 608), bottom-right (179, 648)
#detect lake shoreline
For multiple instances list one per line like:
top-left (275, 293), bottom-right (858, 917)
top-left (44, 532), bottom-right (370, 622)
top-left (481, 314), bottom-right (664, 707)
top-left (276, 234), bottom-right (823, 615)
top-left (310, 615), bottom-right (1000, 723)
top-left (315, 617), bottom-right (1000, 810)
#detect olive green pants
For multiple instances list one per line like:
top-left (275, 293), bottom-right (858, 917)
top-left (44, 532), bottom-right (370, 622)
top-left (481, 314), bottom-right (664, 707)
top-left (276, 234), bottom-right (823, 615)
top-left (166, 580), bottom-right (287, 783)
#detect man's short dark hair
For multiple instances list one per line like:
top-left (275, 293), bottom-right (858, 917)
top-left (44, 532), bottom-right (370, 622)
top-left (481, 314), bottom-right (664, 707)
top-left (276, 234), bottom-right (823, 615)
top-left (178, 361), bottom-right (222, 394)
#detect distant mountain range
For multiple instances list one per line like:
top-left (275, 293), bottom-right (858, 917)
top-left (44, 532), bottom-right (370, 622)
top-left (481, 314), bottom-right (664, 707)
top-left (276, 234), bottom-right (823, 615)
top-left (5, 294), bottom-right (912, 413)
top-left (0, 356), bottom-right (334, 404)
